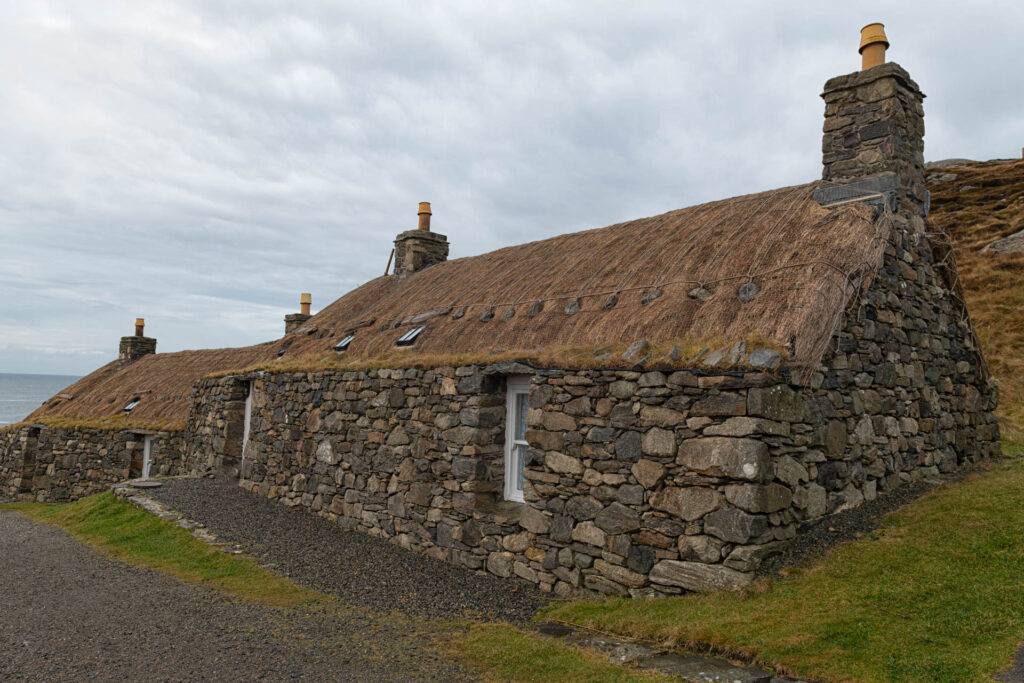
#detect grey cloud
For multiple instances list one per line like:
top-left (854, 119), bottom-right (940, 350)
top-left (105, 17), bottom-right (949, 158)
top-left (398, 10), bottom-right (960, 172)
top-left (1, 0), bottom-right (1022, 374)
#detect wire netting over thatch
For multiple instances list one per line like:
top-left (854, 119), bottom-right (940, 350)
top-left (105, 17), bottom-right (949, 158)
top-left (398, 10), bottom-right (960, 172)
top-left (26, 181), bottom-right (891, 424)
top-left (282, 182), bottom-right (889, 367)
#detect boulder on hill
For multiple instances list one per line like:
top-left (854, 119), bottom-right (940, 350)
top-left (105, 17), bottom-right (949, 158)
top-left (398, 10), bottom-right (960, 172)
top-left (982, 229), bottom-right (1024, 255)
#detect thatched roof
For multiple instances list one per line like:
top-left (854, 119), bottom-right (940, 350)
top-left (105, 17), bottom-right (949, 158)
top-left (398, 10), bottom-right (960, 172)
top-left (282, 182), bottom-right (886, 366)
top-left (28, 181), bottom-right (889, 424)
top-left (26, 345), bottom-right (276, 424)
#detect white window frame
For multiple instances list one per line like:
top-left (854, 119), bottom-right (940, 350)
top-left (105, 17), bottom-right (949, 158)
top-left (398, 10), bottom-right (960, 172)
top-left (241, 382), bottom-right (253, 462)
top-left (504, 376), bottom-right (531, 503)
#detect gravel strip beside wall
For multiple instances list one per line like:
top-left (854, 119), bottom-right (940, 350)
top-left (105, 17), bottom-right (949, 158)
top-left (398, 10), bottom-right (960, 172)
top-left (147, 476), bottom-right (551, 622)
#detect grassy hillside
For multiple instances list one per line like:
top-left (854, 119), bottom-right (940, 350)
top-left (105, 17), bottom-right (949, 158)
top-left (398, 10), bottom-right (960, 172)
top-left (927, 158), bottom-right (1024, 440)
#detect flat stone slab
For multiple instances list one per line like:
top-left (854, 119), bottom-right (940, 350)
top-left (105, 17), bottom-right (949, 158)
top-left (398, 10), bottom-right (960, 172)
top-left (536, 622), bottom-right (575, 637)
top-left (129, 480), bottom-right (164, 489)
top-left (113, 487), bottom-right (246, 554)
top-left (639, 654), bottom-right (773, 682)
top-left (538, 620), bottom-right (812, 682)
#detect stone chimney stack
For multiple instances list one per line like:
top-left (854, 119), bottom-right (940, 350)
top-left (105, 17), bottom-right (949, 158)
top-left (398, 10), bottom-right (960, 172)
top-left (119, 318), bottom-right (156, 364)
top-left (820, 24), bottom-right (927, 218)
top-left (393, 202), bottom-right (449, 280)
top-left (284, 293), bottom-right (313, 334)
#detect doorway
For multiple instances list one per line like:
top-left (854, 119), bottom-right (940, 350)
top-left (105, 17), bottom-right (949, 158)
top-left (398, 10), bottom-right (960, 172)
top-left (19, 427), bottom-right (40, 493)
top-left (142, 435), bottom-right (154, 479)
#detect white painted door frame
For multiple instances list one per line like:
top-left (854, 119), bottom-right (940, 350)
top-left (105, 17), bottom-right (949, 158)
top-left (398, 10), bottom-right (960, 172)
top-left (142, 435), bottom-right (154, 480)
top-left (241, 383), bottom-right (253, 465)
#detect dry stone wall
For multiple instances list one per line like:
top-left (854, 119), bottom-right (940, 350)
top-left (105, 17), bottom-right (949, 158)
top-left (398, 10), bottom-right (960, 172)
top-left (0, 425), bottom-right (184, 502)
top-left (0, 429), bottom-right (24, 499)
top-left (183, 379), bottom-right (248, 475)
top-left (805, 217), bottom-right (1001, 509)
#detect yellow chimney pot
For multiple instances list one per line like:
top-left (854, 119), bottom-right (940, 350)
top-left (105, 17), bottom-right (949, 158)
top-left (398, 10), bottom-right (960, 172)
top-left (859, 23), bottom-right (889, 71)
top-left (300, 292), bottom-right (312, 316)
top-left (135, 318), bottom-right (145, 336)
top-left (417, 202), bottom-right (432, 231)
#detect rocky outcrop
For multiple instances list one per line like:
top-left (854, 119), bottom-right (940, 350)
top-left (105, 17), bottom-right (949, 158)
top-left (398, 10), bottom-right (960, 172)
top-left (982, 229), bottom-right (1024, 254)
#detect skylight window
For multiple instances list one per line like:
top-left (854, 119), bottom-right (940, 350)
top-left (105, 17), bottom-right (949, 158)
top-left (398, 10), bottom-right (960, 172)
top-left (396, 326), bottom-right (425, 347)
top-left (124, 398), bottom-right (141, 412)
top-left (333, 334), bottom-right (356, 352)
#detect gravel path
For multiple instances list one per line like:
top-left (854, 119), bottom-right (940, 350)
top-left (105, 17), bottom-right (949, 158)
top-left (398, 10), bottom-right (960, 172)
top-left (146, 476), bottom-right (551, 622)
top-left (0, 510), bottom-right (474, 682)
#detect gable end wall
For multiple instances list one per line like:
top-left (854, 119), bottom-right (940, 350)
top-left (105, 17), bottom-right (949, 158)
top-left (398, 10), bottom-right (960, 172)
top-left (812, 219), bottom-right (1001, 498)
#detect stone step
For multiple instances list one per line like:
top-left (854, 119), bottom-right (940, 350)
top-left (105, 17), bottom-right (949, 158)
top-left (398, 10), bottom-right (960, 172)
top-left (537, 620), bottom-right (813, 683)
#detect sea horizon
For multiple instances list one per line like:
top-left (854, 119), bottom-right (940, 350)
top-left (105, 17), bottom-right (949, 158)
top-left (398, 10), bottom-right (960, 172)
top-left (0, 372), bottom-right (82, 426)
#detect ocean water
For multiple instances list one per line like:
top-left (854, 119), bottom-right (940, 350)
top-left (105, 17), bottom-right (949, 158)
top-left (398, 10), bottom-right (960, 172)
top-left (0, 373), bottom-right (81, 426)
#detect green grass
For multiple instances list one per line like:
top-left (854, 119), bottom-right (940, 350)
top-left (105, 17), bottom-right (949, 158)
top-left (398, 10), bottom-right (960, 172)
top-left (453, 623), bottom-right (675, 682)
top-left (2, 491), bottom-right (323, 608)
top-left (543, 456), bottom-right (1024, 683)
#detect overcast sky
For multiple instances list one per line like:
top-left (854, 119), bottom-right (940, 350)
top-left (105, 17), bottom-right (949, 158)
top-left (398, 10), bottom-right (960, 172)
top-left (2, 1), bottom-right (1022, 376)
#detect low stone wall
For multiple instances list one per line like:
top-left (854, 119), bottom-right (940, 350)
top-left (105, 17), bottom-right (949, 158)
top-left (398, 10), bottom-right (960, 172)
top-left (0, 425), bottom-right (185, 502)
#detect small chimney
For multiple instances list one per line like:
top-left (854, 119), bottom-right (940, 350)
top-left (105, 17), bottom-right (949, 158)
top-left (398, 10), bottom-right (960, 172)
top-left (393, 201), bottom-right (449, 280)
top-left (859, 23), bottom-right (888, 71)
top-left (820, 24), bottom-right (927, 218)
top-left (285, 293), bottom-right (313, 334)
top-left (418, 202), bottom-right (432, 231)
top-left (119, 319), bottom-right (156, 364)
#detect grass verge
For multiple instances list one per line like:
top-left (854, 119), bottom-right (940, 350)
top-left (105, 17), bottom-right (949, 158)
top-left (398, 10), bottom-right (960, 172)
top-left (543, 456), bottom-right (1024, 683)
top-left (453, 622), bottom-right (673, 682)
top-left (2, 491), bottom-right (323, 608)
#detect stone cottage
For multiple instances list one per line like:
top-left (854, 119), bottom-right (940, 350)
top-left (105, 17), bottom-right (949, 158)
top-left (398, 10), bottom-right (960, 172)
top-left (1, 26), bottom-right (1000, 596)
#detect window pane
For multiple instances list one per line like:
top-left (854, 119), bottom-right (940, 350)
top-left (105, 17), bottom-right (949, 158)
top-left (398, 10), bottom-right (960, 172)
top-left (514, 443), bottom-right (527, 493)
top-left (515, 392), bottom-right (528, 440)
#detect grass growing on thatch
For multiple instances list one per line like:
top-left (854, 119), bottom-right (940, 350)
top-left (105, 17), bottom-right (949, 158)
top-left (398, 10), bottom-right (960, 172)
top-left (203, 334), bottom-right (788, 380)
top-left (451, 623), bottom-right (675, 683)
top-left (0, 415), bottom-right (185, 433)
top-left (542, 455), bottom-right (1024, 683)
top-left (2, 492), bottom-right (323, 608)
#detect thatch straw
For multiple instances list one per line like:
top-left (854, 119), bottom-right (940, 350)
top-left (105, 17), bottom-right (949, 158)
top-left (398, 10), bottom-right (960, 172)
top-left (26, 345), bottom-right (276, 423)
top-left (282, 182), bottom-right (887, 371)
